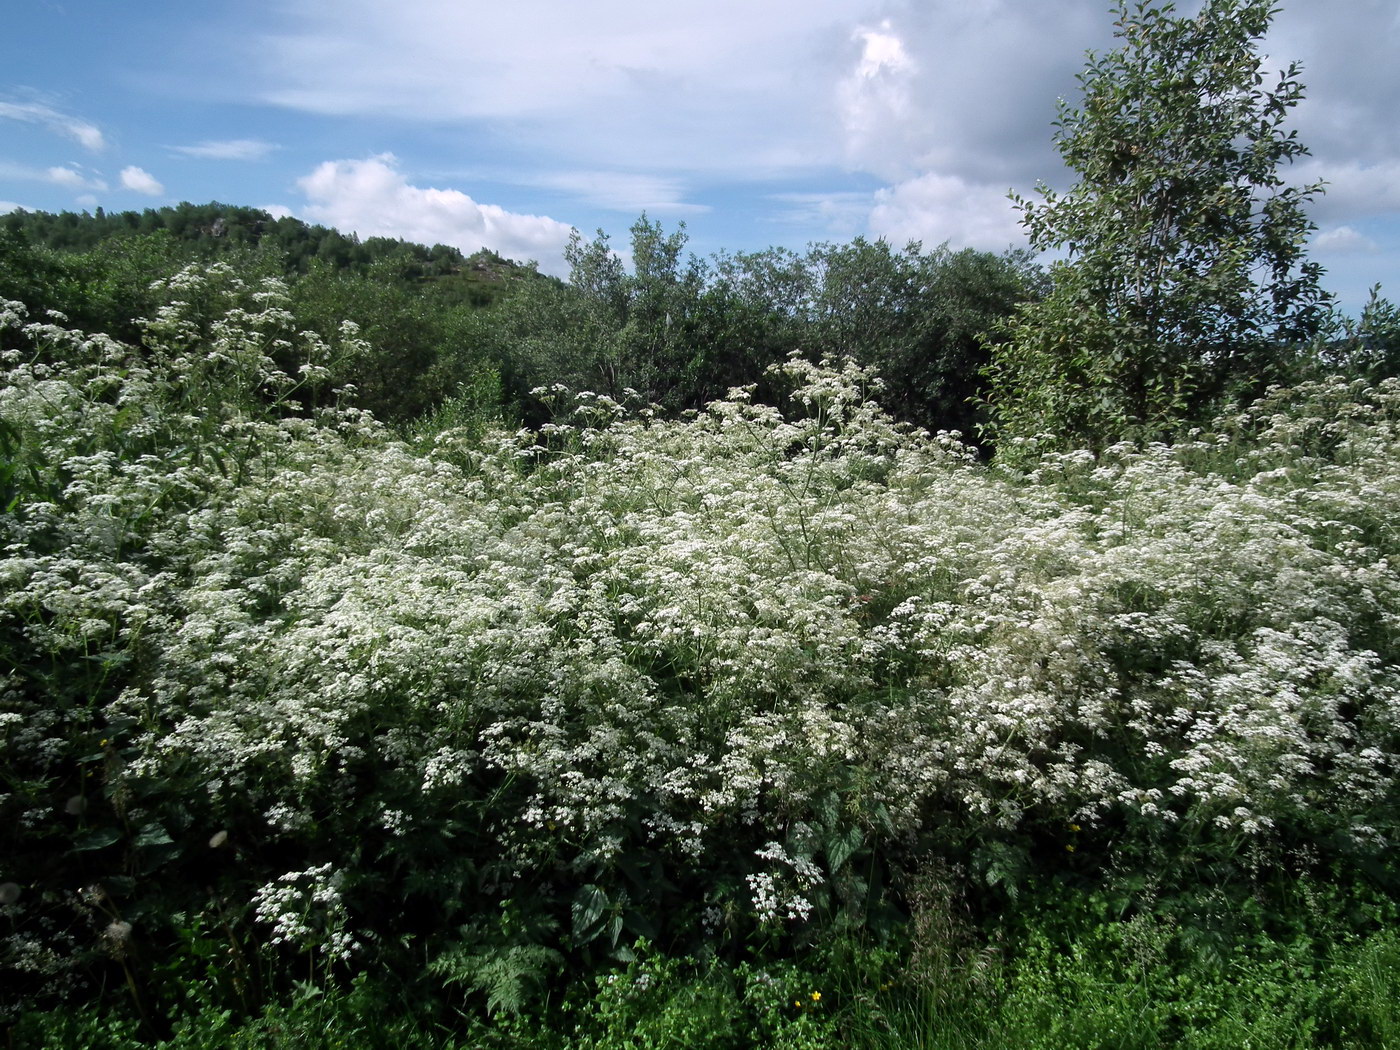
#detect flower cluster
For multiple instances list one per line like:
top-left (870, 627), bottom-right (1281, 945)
top-left (252, 863), bottom-right (358, 962)
top-left (4, 271), bottom-right (1399, 993)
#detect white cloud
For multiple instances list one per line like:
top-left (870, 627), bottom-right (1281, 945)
top-left (46, 166), bottom-right (88, 189)
top-left (868, 173), bottom-right (1024, 251)
top-left (527, 171), bottom-right (706, 214)
top-left (0, 201), bottom-right (20, 215)
top-left (0, 100), bottom-right (105, 150)
top-left (1293, 159), bottom-right (1400, 223)
top-left (838, 21), bottom-right (919, 178)
top-left (169, 138), bottom-right (278, 161)
top-left (297, 154), bottom-right (575, 273)
top-left (120, 166), bottom-right (165, 195)
top-left (243, 0), bottom-right (1130, 198)
top-left (75, 194), bottom-right (99, 210)
top-left (30, 164), bottom-right (107, 192)
top-left (853, 21), bottom-right (913, 80)
top-left (234, 1), bottom-right (1400, 201)
top-left (1313, 225), bottom-right (1381, 254)
top-left (767, 191), bottom-right (872, 236)
top-left (837, 3), bottom-right (1114, 185)
top-left (253, 0), bottom-right (860, 177)
top-left (260, 204), bottom-right (295, 220)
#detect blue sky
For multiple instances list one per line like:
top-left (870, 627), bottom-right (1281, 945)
top-left (3, 0), bottom-right (1399, 313)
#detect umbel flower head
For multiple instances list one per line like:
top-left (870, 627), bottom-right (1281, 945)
top-left (102, 920), bottom-right (133, 959)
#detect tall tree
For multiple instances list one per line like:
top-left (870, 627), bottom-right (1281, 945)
top-left (987, 0), bottom-right (1332, 448)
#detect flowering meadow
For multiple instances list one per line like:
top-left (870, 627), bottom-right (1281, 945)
top-left (4, 265), bottom-right (1400, 1046)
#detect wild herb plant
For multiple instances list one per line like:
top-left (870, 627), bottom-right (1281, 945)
top-left (3, 270), bottom-right (1399, 1033)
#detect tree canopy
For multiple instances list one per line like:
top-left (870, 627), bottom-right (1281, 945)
top-left (987, 0), bottom-right (1333, 448)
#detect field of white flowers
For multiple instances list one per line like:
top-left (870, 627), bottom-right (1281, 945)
top-left (4, 264), bottom-right (1400, 1030)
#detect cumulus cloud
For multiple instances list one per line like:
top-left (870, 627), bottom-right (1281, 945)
top-left (0, 100), bottom-right (105, 150)
top-left (238, 1), bottom-right (1397, 197)
top-left (1313, 225), bottom-right (1381, 255)
top-left (297, 154), bottom-right (575, 273)
top-left (237, 0), bottom-right (1130, 220)
top-left (868, 173), bottom-right (1024, 251)
top-left (831, 2), bottom-right (1114, 186)
top-left (0, 201), bottom-right (20, 215)
top-left (169, 138), bottom-right (277, 161)
top-left (838, 21), bottom-right (919, 179)
top-left (20, 164), bottom-right (108, 192)
top-left (120, 166), bottom-right (164, 195)
top-left (46, 166), bottom-right (88, 189)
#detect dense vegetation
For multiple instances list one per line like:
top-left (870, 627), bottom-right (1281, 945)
top-left (0, 204), bottom-right (1040, 442)
top-left (5, 2), bottom-right (1400, 1046)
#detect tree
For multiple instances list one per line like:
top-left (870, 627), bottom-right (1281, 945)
top-left (617, 215), bottom-right (710, 407)
top-left (986, 0), bottom-right (1333, 448)
top-left (807, 239), bottom-right (1042, 440)
top-left (493, 216), bottom-right (713, 410)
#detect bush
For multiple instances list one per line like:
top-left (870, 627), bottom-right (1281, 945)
top-left (4, 271), bottom-right (1399, 1033)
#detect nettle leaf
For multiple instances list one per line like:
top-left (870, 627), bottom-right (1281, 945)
top-left (825, 825), bottom-right (864, 876)
top-left (71, 827), bottom-right (121, 852)
top-left (133, 823), bottom-right (173, 848)
top-left (571, 883), bottom-right (610, 945)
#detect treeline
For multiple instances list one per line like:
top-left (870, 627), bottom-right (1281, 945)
top-left (486, 219), bottom-right (1044, 437)
top-left (1, 201), bottom-right (526, 291)
top-left (1, 204), bottom-right (1044, 442)
top-left (0, 203), bottom-right (549, 422)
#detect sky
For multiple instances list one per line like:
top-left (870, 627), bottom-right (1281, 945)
top-left (3, 0), bottom-right (1399, 313)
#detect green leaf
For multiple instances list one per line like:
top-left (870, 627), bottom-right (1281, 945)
top-left (825, 825), bottom-right (864, 875)
top-left (133, 823), bottom-right (173, 848)
top-left (571, 883), bottom-right (610, 945)
top-left (71, 827), bottom-right (121, 852)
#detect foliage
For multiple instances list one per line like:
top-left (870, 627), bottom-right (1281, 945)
top-left (1, 202), bottom-right (535, 299)
top-left (493, 218), bottom-right (1037, 436)
top-left (1322, 286), bottom-right (1400, 383)
top-left (988, 0), bottom-right (1333, 449)
top-left (11, 897), bottom-right (1400, 1048)
top-left (804, 240), bottom-right (1041, 440)
top-left (3, 275), bottom-right (1400, 1037)
top-left (287, 258), bottom-right (501, 422)
top-left (4, 201), bottom-right (1040, 438)
top-left (0, 205), bottom-right (532, 429)
top-left (494, 216), bottom-right (711, 411)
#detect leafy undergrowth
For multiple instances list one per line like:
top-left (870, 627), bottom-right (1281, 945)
top-left (13, 884), bottom-right (1400, 1049)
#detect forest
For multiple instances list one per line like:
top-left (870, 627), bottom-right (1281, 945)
top-left (4, 2), bottom-right (1400, 1047)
